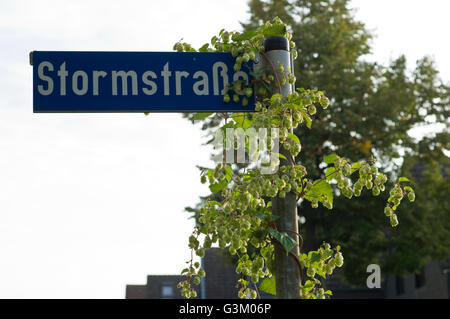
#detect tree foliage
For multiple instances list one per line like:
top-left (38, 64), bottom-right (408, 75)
top-left (246, 0), bottom-right (450, 286)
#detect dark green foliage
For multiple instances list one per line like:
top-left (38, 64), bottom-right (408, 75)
top-left (243, 0), bottom-right (449, 286)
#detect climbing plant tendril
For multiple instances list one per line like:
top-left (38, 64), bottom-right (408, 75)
top-left (175, 17), bottom-right (415, 299)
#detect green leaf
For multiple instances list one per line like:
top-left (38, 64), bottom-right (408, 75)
top-left (209, 180), bottom-right (228, 193)
top-left (181, 268), bottom-right (189, 275)
top-left (303, 280), bottom-right (314, 291)
top-left (224, 166), bottom-right (233, 182)
top-left (232, 30), bottom-right (258, 41)
top-left (325, 167), bottom-right (336, 181)
top-left (316, 268), bottom-right (326, 279)
top-left (304, 179), bottom-right (333, 204)
top-left (404, 186), bottom-right (413, 192)
top-left (273, 152), bottom-right (287, 160)
top-left (262, 24), bottom-right (287, 37)
top-left (302, 112), bottom-right (312, 129)
top-left (193, 112), bottom-right (213, 120)
top-left (287, 133), bottom-right (300, 144)
top-left (198, 43), bottom-right (210, 52)
top-left (208, 200), bottom-right (223, 208)
top-left (323, 154), bottom-right (338, 164)
top-left (220, 121), bottom-right (235, 131)
top-left (309, 252), bottom-right (321, 263)
top-left (259, 277), bottom-right (276, 295)
top-left (232, 112), bottom-right (253, 129)
top-left (399, 177), bottom-right (410, 182)
top-left (238, 278), bottom-right (249, 287)
top-left (268, 228), bottom-right (297, 254)
top-left (351, 162), bottom-right (362, 174)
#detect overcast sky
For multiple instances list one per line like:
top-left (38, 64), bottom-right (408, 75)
top-left (0, 0), bottom-right (448, 298)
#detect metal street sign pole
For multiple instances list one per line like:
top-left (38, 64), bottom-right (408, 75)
top-left (263, 36), bottom-right (301, 299)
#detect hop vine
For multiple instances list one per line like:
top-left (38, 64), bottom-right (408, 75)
top-left (175, 17), bottom-right (415, 299)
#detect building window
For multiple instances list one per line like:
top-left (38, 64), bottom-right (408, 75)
top-left (415, 267), bottom-right (426, 289)
top-left (161, 283), bottom-right (174, 298)
top-left (395, 276), bottom-right (404, 295)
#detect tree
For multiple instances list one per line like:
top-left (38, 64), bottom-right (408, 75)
top-left (184, 0), bottom-right (449, 289)
top-left (383, 134), bottom-right (449, 275)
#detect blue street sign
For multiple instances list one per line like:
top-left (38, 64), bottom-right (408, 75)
top-left (32, 51), bottom-right (255, 113)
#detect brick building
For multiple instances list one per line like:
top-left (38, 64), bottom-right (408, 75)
top-left (384, 259), bottom-right (450, 299)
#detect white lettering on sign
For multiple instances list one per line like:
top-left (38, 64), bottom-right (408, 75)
top-left (72, 70), bottom-right (88, 95)
top-left (93, 71), bottom-right (107, 96)
top-left (38, 61), bottom-right (54, 95)
top-left (193, 71), bottom-right (209, 95)
top-left (212, 62), bottom-right (228, 95)
top-left (37, 61), bottom-right (233, 97)
top-left (112, 71), bottom-right (138, 96)
top-left (57, 62), bottom-right (68, 96)
top-left (161, 62), bottom-right (172, 96)
top-left (141, 71), bottom-right (157, 95)
top-left (175, 71), bottom-right (189, 95)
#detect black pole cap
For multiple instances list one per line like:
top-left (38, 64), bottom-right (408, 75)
top-left (263, 36), bottom-right (289, 52)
